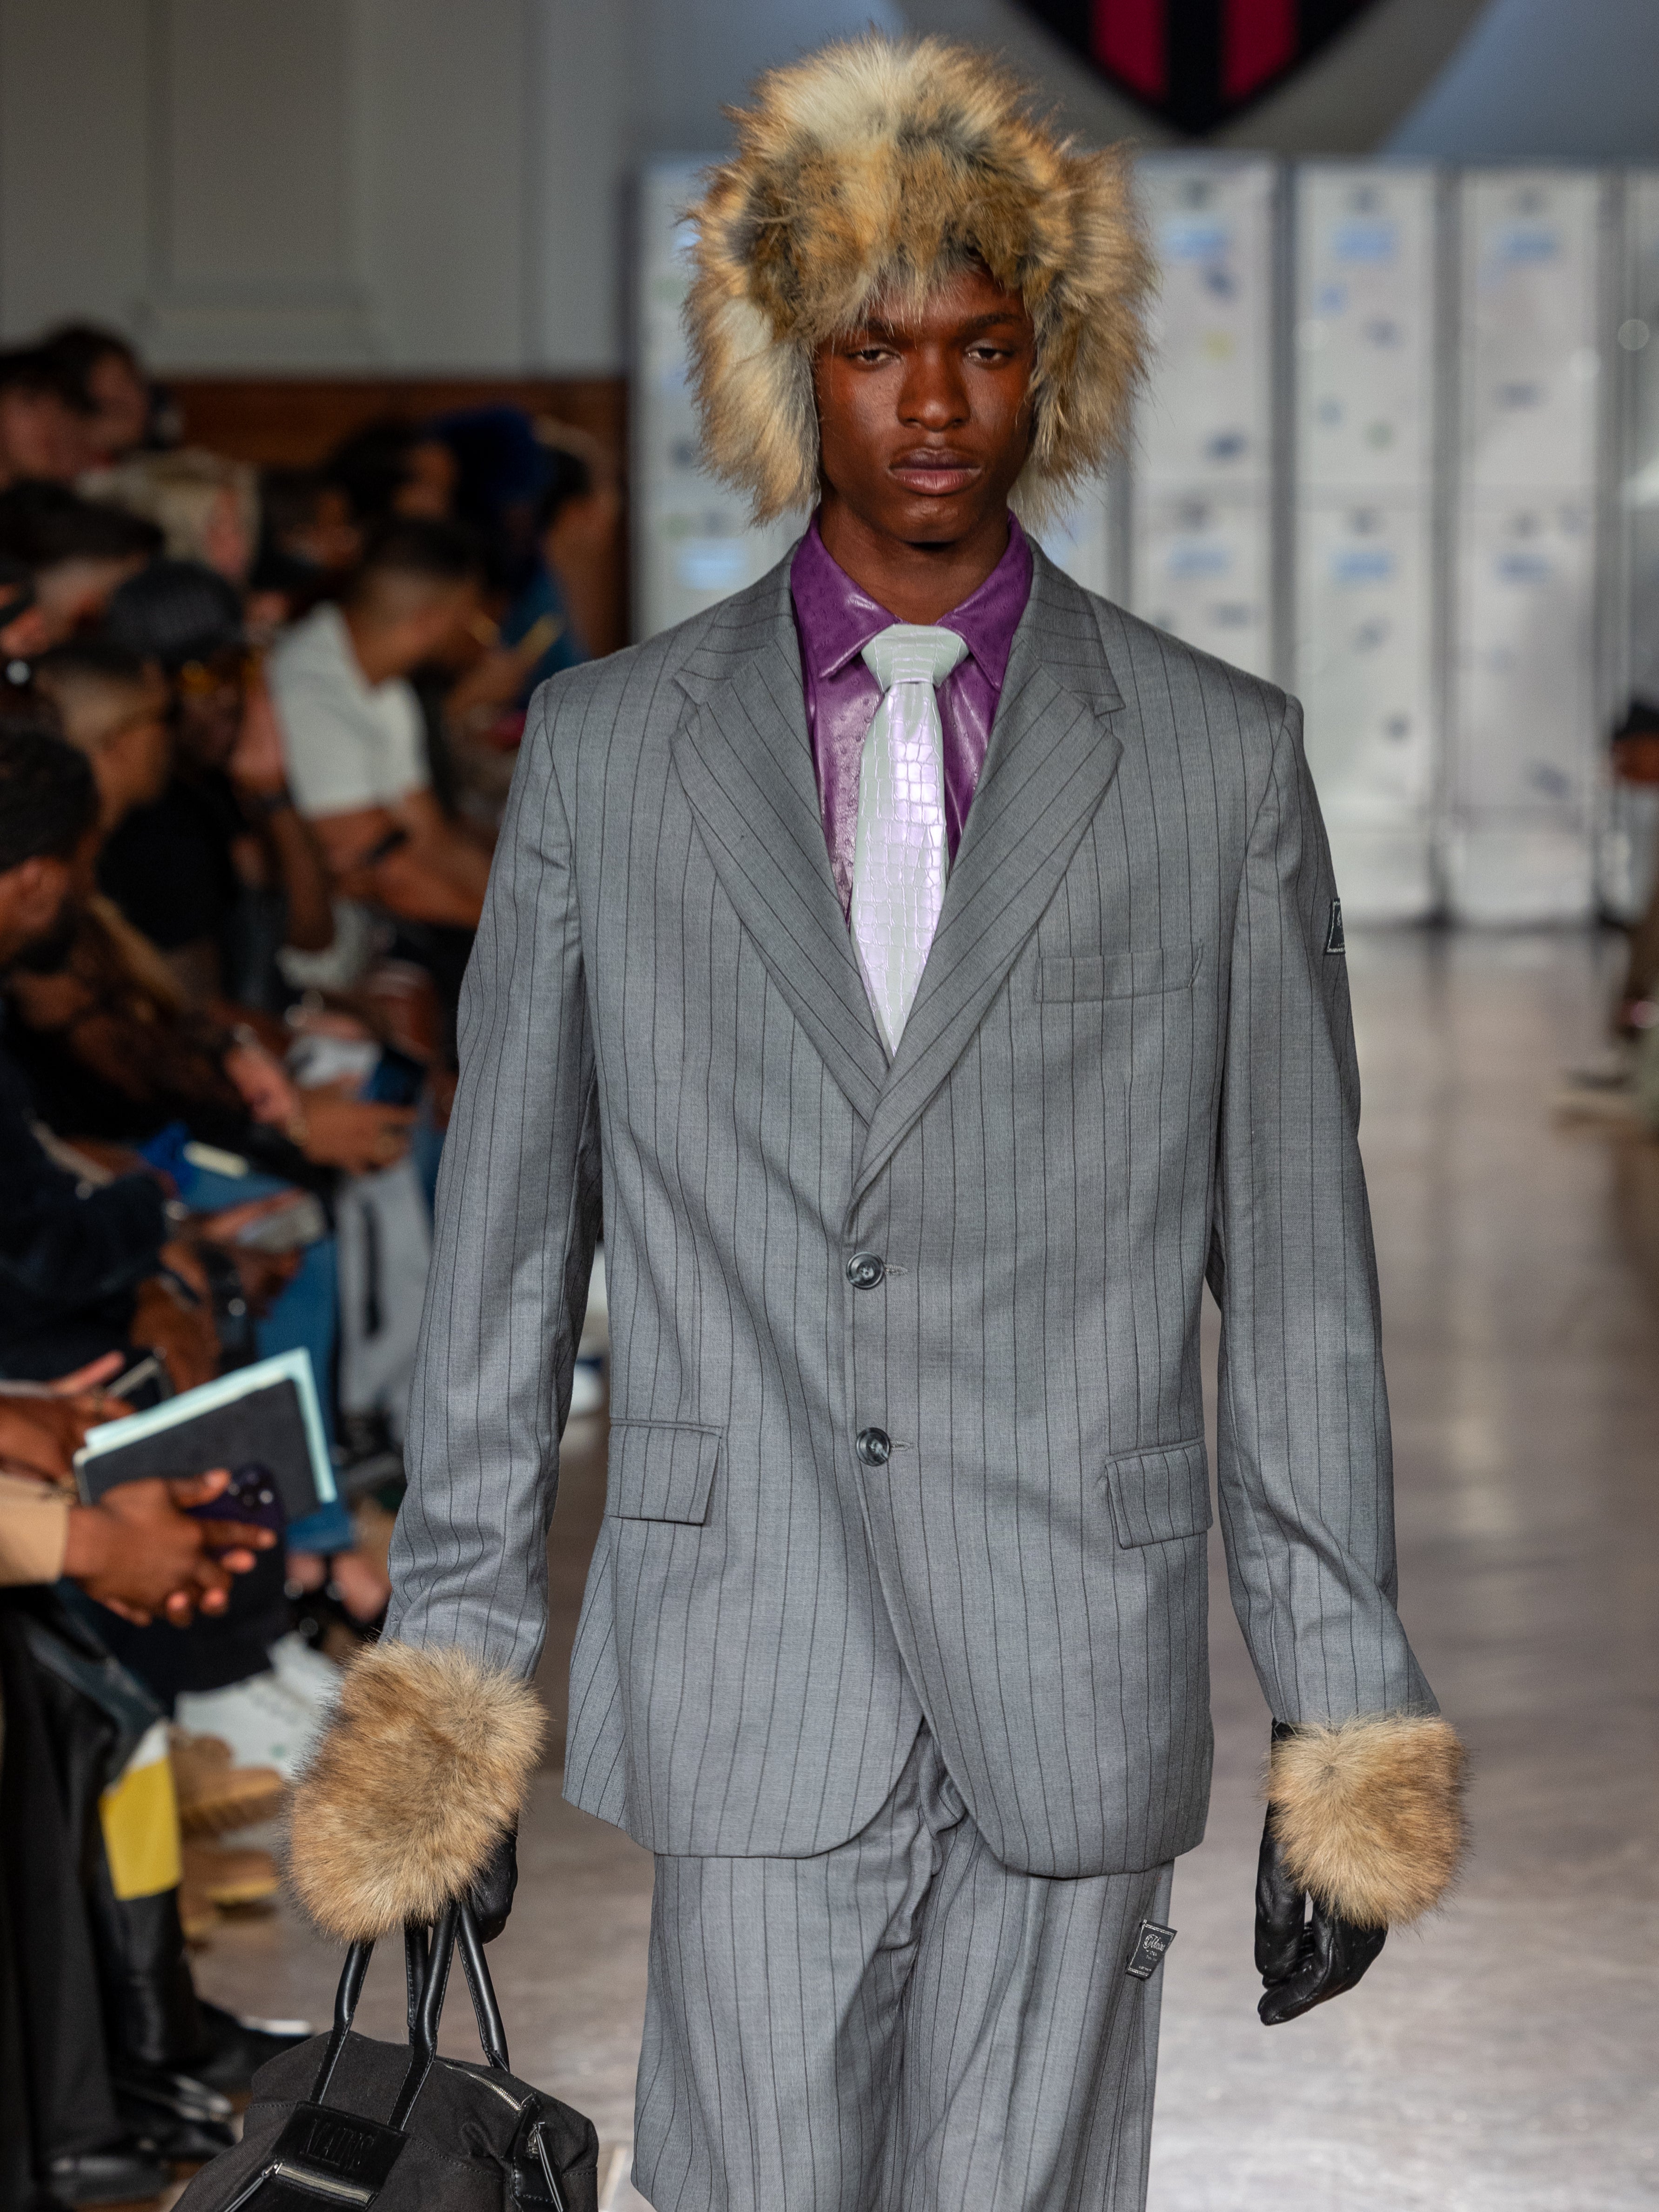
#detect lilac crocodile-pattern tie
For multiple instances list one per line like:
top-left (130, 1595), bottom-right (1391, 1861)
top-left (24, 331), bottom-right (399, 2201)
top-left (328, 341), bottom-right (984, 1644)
top-left (850, 624), bottom-right (969, 1055)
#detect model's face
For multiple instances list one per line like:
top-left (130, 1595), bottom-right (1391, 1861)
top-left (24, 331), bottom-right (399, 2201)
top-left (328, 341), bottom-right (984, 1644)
top-left (814, 264), bottom-right (1034, 550)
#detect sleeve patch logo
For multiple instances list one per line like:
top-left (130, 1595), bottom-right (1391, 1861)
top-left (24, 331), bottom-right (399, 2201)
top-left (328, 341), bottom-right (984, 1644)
top-left (1125, 1920), bottom-right (1177, 1980)
top-left (1324, 899), bottom-right (1346, 955)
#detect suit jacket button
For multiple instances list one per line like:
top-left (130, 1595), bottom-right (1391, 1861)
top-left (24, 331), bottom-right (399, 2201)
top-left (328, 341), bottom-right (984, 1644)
top-left (846, 1251), bottom-right (886, 1290)
top-left (855, 1427), bottom-right (891, 1467)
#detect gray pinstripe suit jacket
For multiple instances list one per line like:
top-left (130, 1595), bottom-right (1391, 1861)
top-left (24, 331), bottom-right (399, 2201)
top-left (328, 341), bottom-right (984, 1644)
top-left (386, 542), bottom-right (1434, 1878)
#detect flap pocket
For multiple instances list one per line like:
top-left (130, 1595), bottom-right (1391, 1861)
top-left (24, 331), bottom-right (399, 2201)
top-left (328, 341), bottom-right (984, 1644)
top-left (1037, 947), bottom-right (1202, 1002)
top-left (607, 1421), bottom-right (722, 1524)
top-left (1101, 1438), bottom-right (1212, 1547)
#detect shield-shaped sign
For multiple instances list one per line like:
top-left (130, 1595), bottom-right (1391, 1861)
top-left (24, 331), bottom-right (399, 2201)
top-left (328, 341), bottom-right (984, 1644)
top-left (1019, 0), bottom-right (1385, 136)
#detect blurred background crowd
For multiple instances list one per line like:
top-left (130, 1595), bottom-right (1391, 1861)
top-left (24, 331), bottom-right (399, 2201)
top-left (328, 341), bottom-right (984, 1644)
top-left (0, 319), bottom-right (621, 2205)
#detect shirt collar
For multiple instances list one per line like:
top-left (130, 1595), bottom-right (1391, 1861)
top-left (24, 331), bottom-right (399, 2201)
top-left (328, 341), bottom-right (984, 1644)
top-left (790, 511), bottom-right (1033, 686)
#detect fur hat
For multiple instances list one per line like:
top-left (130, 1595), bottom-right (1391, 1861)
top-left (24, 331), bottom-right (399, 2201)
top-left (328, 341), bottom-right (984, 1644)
top-left (684, 34), bottom-right (1153, 527)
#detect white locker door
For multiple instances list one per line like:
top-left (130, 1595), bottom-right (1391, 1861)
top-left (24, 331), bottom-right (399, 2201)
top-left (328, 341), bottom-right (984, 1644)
top-left (1131, 158), bottom-right (1279, 683)
top-left (1449, 170), bottom-right (1611, 923)
top-left (1034, 476), bottom-right (1115, 600)
top-left (1294, 166), bottom-right (1440, 922)
top-left (634, 161), bottom-right (798, 641)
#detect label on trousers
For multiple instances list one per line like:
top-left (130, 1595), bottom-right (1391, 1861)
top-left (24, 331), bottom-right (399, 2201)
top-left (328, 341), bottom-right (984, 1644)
top-left (1125, 1921), bottom-right (1177, 1980)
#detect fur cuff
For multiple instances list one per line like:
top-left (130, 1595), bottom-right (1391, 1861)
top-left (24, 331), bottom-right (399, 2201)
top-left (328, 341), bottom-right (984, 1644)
top-left (1267, 1714), bottom-right (1467, 1928)
top-left (287, 1644), bottom-right (545, 1943)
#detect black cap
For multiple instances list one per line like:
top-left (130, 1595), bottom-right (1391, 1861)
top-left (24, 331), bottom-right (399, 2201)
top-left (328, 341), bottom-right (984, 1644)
top-left (102, 558), bottom-right (244, 672)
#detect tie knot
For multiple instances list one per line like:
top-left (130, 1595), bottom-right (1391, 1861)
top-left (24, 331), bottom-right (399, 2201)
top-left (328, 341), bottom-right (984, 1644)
top-left (862, 623), bottom-right (968, 693)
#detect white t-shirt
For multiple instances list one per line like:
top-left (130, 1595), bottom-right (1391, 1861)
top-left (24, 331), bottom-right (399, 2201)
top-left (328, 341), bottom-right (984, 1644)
top-left (269, 604), bottom-right (428, 818)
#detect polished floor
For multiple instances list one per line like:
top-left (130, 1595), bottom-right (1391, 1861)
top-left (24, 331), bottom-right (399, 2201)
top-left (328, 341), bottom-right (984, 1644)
top-left (200, 929), bottom-right (1659, 2210)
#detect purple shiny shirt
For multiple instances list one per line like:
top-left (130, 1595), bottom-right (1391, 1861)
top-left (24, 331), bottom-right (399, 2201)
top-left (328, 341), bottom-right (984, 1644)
top-left (790, 512), bottom-right (1034, 915)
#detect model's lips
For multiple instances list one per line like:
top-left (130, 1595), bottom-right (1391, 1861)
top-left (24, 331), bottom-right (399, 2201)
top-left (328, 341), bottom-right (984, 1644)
top-left (888, 450), bottom-right (981, 497)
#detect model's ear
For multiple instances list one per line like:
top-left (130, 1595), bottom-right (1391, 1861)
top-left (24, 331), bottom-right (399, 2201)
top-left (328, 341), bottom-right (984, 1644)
top-left (1266, 1714), bottom-right (1467, 1928)
top-left (287, 1643), bottom-right (545, 1943)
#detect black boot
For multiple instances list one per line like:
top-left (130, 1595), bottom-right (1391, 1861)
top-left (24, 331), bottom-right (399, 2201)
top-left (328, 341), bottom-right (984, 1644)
top-left (40, 2141), bottom-right (170, 2206)
top-left (191, 1997), bottom-right (314, 2095)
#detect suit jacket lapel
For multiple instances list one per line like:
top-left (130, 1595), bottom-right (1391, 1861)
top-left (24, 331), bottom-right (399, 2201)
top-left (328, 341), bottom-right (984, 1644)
top-left (672, 581), bottom-right (890, 1125)
top-left (850, 553), bottom-right (1126, 1205)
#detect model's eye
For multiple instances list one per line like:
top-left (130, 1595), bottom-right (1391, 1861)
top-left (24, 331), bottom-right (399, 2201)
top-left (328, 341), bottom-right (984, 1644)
top-left (967, 343), bottom-right (1014, 364)
top-left (849, 345), bottom-right (895, 364)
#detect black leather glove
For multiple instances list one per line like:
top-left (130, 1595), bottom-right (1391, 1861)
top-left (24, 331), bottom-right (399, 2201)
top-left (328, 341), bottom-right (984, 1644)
top-left (468, 1827), bottom-right (519, 1944)
top-left (1256, 1727), bottom-right (1387, 2024)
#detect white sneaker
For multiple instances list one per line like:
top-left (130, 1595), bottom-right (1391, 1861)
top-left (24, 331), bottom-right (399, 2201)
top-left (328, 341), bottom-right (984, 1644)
top-left (268, 1631), bottom-right (344, 1720)
top-left (175, 1670), bottom-right (323, 1781)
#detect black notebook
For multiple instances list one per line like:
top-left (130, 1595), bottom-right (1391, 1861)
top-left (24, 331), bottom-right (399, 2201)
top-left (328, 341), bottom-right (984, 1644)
top-left (74, 1349), bottom-right (335, 1524)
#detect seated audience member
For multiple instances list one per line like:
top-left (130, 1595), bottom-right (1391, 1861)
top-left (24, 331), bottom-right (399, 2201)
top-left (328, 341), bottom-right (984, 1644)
top-left (99, 559), bottom-right (333, 1002)
top-left (327, 416), bottom-right (457, 528)
top-left (38, 320), bottom-right (159, 464)
top-left (259, 467), bottom-right (360, 580)
top-left (515, 433), bottom-right (618, 690)
top-left (1611, 697), bottom-right (1659, 1036)
top-left (0, 480), bottom-right (161, 646)
top-left (248, 467), bottom-right (361, 638)
top-left (6, 892), bottom-right (413, 1179)
top-left (0, 344), bottom-right (95, 486)
top-left (34, 639), bottom-right (171, 832)
top-left (1, 1365), bottom-right (272, 1621)
top-left (0, 1366), bottom-right (286, 2205)
top-left (269, 519), bottom-right (491, 954)
top-left (0, 547), bottom-right (55, 679)
top-left (87, 446), bottom-right (258, 586)
top-left (0, 725), bottom-right (215, 1387)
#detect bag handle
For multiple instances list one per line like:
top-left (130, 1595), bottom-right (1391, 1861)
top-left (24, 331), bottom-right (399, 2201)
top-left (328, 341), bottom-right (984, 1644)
top-left (387, 1902), bottom-right (457, 2128)
top-left (308, 1896), bottom-right (512, 2124)
top-left (310, 1937), bottom-right (371, 2103)
top-left (405, 1922), bottom-right (432, 2037)
top-left (455, 1897), bottom-right (512, 2073)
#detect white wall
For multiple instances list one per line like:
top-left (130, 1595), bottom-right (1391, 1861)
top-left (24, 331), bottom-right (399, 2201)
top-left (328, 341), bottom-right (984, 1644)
top-left (0, 0), bottom-right (1496, 375)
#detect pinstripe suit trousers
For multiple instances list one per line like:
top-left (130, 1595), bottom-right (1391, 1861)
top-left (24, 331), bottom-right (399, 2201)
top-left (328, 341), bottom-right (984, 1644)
top-left (634, 1726), bottom-right (1173, 2212)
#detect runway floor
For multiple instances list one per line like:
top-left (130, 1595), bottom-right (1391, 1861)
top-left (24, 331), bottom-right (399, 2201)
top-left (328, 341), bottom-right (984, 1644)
top-left (200, 928), bottom-right (1659, 2210)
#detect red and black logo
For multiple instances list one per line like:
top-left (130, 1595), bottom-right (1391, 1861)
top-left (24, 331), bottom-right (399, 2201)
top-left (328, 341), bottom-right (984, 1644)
top-left (1018, 0), bottom-right (1383, 135)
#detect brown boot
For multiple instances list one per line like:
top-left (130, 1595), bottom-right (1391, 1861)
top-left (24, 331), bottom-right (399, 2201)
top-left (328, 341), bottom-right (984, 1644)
top-left (177, 1866), bottom-right (220, 1944)
top-left (170, 1728), bottom-right (285, 1837)
top-left (181, 1839), bottom-right (281, 1910)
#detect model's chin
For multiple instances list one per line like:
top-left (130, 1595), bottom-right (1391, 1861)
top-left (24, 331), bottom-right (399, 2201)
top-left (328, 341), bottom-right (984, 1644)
top-left (880, 489), bottom-right (990, 545)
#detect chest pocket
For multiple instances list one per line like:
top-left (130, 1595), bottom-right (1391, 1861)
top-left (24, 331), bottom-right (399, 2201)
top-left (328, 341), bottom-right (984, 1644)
top-left (606, 1421), bottom-right (722, 1524)
top-left (1036, 947), bottom-right (1202, 1002)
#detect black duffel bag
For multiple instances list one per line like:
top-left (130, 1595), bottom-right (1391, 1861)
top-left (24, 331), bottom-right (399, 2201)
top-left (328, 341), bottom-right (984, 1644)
top-left (175, 1899), bottom-right (598, 2212)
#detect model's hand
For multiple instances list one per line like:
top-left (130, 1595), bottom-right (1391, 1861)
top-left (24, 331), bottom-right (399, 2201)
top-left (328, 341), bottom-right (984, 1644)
top-left (468, 1827), bottom-right (518, 1943)
top-left (1255, 1805), bottom-right (1386, 2024)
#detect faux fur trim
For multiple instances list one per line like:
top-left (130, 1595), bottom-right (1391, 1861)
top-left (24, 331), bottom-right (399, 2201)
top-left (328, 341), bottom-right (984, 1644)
top-left (1267, 1714), bottom-right (1467, 1929)
top-left (684, 34), bottom-right (1153, 525)
top-left (286, 1644), bottom-right (545, 1943)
